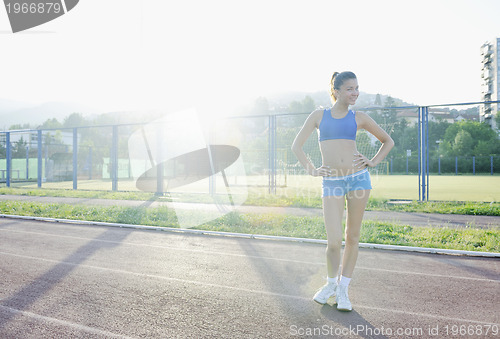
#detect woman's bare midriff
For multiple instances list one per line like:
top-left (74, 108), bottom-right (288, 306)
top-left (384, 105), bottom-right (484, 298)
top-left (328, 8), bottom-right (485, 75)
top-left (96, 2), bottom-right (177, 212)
top-left (320, 139), bottom-right (361, 177)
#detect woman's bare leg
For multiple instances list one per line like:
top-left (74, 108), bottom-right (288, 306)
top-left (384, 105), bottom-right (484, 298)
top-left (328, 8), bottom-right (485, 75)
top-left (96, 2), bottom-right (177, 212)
top-left (322, 195), bottom-right (346, 278)
top-left (341, 189), bottom-right (370, 278)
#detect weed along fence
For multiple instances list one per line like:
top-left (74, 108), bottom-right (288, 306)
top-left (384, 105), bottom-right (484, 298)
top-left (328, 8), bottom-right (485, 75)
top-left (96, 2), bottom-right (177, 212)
top-left (0, 100), bottom-right (499, 202)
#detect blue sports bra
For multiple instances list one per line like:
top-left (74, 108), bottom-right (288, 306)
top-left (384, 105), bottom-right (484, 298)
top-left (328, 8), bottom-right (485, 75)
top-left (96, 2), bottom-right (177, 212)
top-left (318, 108), bottom-right (357, 141)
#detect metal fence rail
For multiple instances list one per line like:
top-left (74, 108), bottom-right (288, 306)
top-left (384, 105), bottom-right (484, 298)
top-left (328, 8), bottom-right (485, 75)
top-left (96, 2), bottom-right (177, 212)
top-left (0, 101), bottom-right (499, 201)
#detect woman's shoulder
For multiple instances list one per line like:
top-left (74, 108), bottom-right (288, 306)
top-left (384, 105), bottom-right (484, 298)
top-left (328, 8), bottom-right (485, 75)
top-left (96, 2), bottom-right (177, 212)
top-left (312, 107), bottom-right (327, 114)
top-left (353, 111), bottom-right (378, 128)
top-left (308, 107), bottom-right (327, 119)
top-left (305, 107), bottom-right (326, 128)
top-left (352, 110), bottom-right (369, 119)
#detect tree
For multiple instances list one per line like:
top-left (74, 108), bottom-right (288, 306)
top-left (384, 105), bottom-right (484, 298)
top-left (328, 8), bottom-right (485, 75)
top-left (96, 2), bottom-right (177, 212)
top-left (12, 136), bottom-right (28, 158)
top-left (288, 100), bottom-right (303, 113)
top-left (63, 113), bottom-right (89, 128)
top-left (389, 118), bottom-right (417, 157)
top-left (429, 121), bottom-right (451, 155)
top-left (459, 121), bottom-right (496, 142)
top-left (381, 96), bottom-right (397, 125)
top-left (368, 96), bottom-right (397, 126)
top-left (9, 123), bottom-right (32, 130)
top-left (474, 140), bottom-right (499, 156)
top-left (288, 96), bottom-right (316, 114)
top-left (441, 121), bottom-right (500, 157)
top-left (453, 130), bottom-right (474, 156)
top-left (302, 96), bottom-right (315, 113)
top-left (39, 118), bottom-right (62, 129)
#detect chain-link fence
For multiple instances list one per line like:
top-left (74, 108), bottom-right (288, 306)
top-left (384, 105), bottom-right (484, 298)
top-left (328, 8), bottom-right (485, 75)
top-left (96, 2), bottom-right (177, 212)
top-left (1, 106), bottom-right (499, 202)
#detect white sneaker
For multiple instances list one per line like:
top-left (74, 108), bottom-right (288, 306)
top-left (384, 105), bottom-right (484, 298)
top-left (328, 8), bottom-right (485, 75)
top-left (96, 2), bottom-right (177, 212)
top-left (336, 285), bottom-right (352, 311)
top-left (313, 281), bottom-right (337, 304)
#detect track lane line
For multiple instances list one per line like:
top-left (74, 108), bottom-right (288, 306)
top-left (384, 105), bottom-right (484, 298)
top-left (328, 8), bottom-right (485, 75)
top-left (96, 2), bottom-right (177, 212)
top-left (0, 250), bottom-right (498, 326)
top-left (0, 305), bottom-right (135, 339)
top-left (1, 228), bottom-right (499, 284)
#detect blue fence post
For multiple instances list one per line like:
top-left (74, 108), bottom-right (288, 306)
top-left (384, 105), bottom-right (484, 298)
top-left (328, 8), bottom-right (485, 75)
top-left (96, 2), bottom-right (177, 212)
top-left (418, 107), bottom-right (429, 201)
top-left (88, 147), bottom-right (92, 180)
top-left (406, 152), bottom-right (409, 174)
top-left (472, 156), bottom-right (475, 175)
top-left (425, 107), bottom-right (429, 200)
top-left (112, 125), bottom-right (118, 191)
top-left (73, 128), bottom-right (78, 190)
top-left (26, 146), bottom-right (29, 180)
top-left (455, 157), bottom-right (458, 175)
top-left (37, 130), bottom-right (42, 188)
top-left (417, 109), bottom-right (421, 201)
top-left (438, 157), bottom-right (441, 175)
top-left (44, 138), bottom-right (49, 184)
top-left (268, 115), bottom-right (277, 194)
top-left (6, 132), bottom-right (11, 187)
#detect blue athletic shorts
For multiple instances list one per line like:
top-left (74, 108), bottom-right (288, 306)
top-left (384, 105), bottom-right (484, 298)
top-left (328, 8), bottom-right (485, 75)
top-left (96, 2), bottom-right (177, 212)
top-left (322, 168), bottom-right (372, 197)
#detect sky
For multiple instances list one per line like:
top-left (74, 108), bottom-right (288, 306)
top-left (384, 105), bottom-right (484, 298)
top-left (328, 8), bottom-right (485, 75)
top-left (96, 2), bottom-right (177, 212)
top-left (1, 0), bottom-right (500, 117)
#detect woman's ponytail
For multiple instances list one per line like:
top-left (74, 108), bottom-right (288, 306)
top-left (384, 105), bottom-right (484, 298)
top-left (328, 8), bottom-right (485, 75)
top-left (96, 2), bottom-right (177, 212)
top-left (330, 72), bottom-right (340, 102)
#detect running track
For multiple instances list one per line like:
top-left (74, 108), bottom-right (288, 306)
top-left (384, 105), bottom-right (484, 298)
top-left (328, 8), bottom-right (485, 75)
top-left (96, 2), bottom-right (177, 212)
top-left (0, 218), bottom-right (499, 338)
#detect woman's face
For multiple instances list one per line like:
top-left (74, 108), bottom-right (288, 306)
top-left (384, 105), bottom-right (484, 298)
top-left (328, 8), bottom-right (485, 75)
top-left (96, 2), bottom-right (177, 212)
top-left (335, 78), bottom-right (359, 105)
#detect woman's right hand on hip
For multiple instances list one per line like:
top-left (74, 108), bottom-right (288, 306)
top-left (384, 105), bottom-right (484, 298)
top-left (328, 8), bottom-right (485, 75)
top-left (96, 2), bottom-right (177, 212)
top-left (311, 165), bottom-right (333, 177)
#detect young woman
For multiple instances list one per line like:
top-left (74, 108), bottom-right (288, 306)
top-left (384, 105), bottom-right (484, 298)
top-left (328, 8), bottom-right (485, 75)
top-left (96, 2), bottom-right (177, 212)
top-left (291, 71), bottom-right (394, 311)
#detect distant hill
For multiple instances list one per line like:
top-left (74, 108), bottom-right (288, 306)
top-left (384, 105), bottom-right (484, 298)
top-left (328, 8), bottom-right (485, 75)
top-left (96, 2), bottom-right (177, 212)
top-left (0, 91), bottom-right (478, 130)
top-left (0, 98), bottom-right (36, 114)
top-left (0, 100), bottom-right (103, 129)
top-left (262, 90), bottom-right (416, 113)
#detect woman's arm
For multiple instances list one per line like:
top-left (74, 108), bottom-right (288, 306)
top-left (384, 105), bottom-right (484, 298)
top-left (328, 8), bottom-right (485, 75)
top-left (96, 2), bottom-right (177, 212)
top-left (354, 111), bottom-right (395, 169)
top-left (291, 109), bottom-right (331, 176)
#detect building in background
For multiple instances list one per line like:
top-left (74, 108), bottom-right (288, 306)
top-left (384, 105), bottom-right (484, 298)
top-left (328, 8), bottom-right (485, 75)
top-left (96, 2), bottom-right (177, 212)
top-left (480, 37), bottom-right (500, 129)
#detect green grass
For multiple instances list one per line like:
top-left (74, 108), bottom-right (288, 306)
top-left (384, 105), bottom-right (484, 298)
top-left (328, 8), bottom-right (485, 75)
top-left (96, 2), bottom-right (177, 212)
top-left (370, 174), bottom-right (500, 202)
top-left (7, 174), bottom-right (500, 201)
top-left (0, 187), bottom-right (156, 201)
top-left (0, 200), bottom-right (177, 226)
top-left (0, 200), bottom-right (498, 253)
top-left (1, 186), bottom-right (499, 216)
top-left (244, 194), bottom-right (500, 216)
top-left (273, 174), bottom-right (500, 202)
top-left (203, 214), bottom-right (500, 253)
top-left (378, 200), bottom-right (500, 216)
